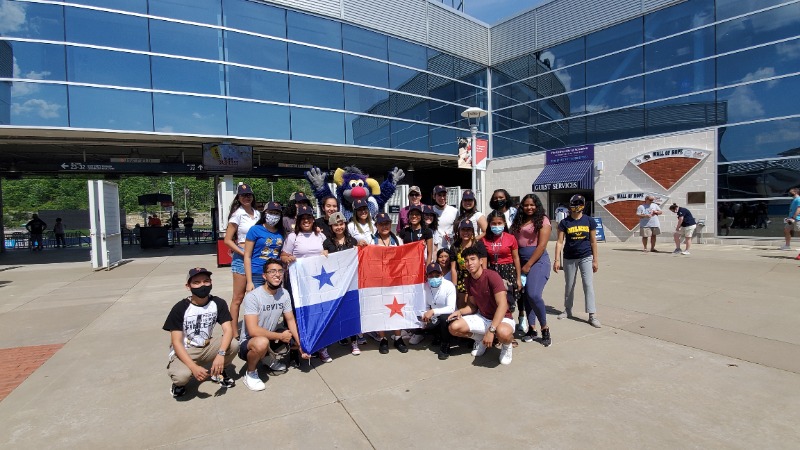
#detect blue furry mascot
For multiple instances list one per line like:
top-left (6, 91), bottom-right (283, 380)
top-left (305, 166), bottom-right (405, 221)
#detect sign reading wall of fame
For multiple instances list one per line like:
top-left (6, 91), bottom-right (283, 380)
top-left (598, 192), bottom-right (669, 231)
top-left (630, 148), bottom-right (710, 190)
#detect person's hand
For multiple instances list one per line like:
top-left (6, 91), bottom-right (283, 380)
top-left (284, 255), bottom-right (296, 264)
top-left (300, 352), bottom-right (311, 359)
top-left (322, 250), bottom-right (329, 257)
top-left (191, 363), bottom-right (209, 382)
top-left (357, 240), bottom-right (369, 247)
top-left (447, 311), bottom-right (461, 322)
top-left (278, 330), bottom-right (292, 343)
top-left (482, 331), bottom-right (494, 349)
top-left (521, 263), bottom-right (532, 275)
top-left (592, 259), bottom-right (599, 273)
top-left (246, 281), bottom-right (255, 292)
top-left (422, 310), bottom-right (434, 323)
top-left (516, 277), bottom-right (522, 291)
top-left (553, 260), bottom-right (561, 273)
top-left (210, 354), bottom-right (224, 377)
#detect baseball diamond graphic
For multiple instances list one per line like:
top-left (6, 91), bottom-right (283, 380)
top-left (629, 149), bottom-right (711, 191)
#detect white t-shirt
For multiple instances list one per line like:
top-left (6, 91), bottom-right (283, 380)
top-left (555, 206), bottom-right (569, 223)
top-left (467, 211), bottom-right (484, 235)
top-left (348, 219), bottom-right (376, 244)
top-left (637, 203), bottom-right (661, 228)
top-left (425, 278), bottom-right (457, 316)
top-left (433, 204), bottom-right (458, 249)
top-left (229, 207), bottom-right (261, 244)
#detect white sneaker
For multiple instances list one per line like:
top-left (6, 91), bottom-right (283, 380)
top-left (681, 251), bottom-right (690, 255)
top-left (318, 347), bottom-right (332, 363)
top-left (243, 371), bottom-right (265, 391)
top-left (589, 316), bottom-right (602, 328)
top-left (499, 344), bottom-right (513, 365)
top-left (779, 245), bottom-right (792, 251)
top-left (408, 334), bottom-right (425, 345)
top-left (471, 336), bottom-right (487, 357)
top-left (557, 309), bottom-right (572, 320)
top-left (350, 342), bottom-right (361, 355)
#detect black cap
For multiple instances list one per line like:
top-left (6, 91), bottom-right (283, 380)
top-left (237, 184), bottom-right (253, 196)
top-left (292, 192), bottom-right (310, 204)
top-left (352, 199), bottom-right (369, 210)
top-left (459, 219), bottom-right (474, 230)
top-left (296, 205), bottom-right (314, 217)
top-left (461, 190), bottom-right (475, 200)
top-left (426, 262), bottom-right (443, 275)
top-left (375, 212), bottom-right (392, 224)
top-left (422, 205), bottom-right (435, 215)
top-left (569, 194), bottom-right (586, 206)
top-left (263, 201), bottom-right (282, 212)
top-left (433, 185), bottom-right (447, 195)
top-left (187, 267), bottom-right (212, 282)
top-left (408, 204), bottom-right (423, 214)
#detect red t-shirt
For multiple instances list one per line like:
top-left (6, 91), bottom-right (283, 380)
top-left (466, 268), bottom-right (512, 319)
top-left (481, 232), bottom-right (518, 265)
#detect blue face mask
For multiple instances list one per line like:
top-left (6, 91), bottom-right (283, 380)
top-left (428, 277), bottom-right (442, 288)
top-left (490, 225), bottom-right (505, 235)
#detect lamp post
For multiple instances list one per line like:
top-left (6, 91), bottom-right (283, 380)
top-left (460, 107), bottom-right (488, 195)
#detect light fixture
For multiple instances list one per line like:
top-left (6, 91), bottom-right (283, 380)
top-left (595, 161), bottom-right (604, 175)
top-left (407, 163), bottom-right (415, 172)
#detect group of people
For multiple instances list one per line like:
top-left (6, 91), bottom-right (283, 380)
top-left (146, 212), bottom-right (199, 244)
top-left (636, 195), bottom-right (698, 255)
top-left (164, 183), bottom-right (602, 396)
top-left (24, 214), bottom-right (67, 250)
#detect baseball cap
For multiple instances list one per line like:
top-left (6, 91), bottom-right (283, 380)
top-left (461, 190), bottom-right (475, 200)
top-left (433, 185), bottom-right (447, 195)
top-left (237, 184), bottom-right (253, 196)
top-left (408, 204), bottom-right (423, 214)
top-left (422, 205), bottom-right (435, 215)
top-left (409, 186), bottom-right (421, 195)
top-left (187, 267), bottom-right (212, 282)
top-left (375, 212), bottom-right (392, 224)
top-left (291, 192), bottom-right (310, 204)
top-left (328, 211), bottom-right (346, 225)
top-left (426, 262), bottom-right (443, 275)
top-left (458, 219), bottom-right (474, 230)
top-left (352, 199), bottom-right (369, 210)
top-left (296, 205), bottom-right (314, 217)
top-left (569, 194), bottom-right (586, 206)
top-left (263, 201), bottom-right (282, 212)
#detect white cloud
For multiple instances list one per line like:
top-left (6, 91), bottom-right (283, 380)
top-left (0, 1), bottom-right (26, 34)
top-left (11, 98), bottom-right (61, 118)
top-left (726, 85), bottom-right (764, 120)
top-left (776, 40), bottom-right (800, 61)
top-left (156, 125), bottom-right (174, 133)
top-left (754, 120), bottom-right (800, 145)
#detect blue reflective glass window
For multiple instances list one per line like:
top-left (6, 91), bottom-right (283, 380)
top-left (494, 129), bottom-right (535, 157)
top-left (289, 76), bottom-right (343, 109)
top-left (391, 93), bottom-right (428, 122)
top-left (539, 64), bottom-right (584, 96)
top-left (428, 49), bottom-right (455, 78)
top-left (343, 55), bottom-right (388, 88)
top-left (492, 57), bottom-right (527, 86)
top-left (646, 91), bottom-right (718, 135)
top-left (586, 18), bottom-right (643, 59)
top-left (717, 0), bottom-right (788, 21)
top-left (645, 59), bottom-right (714, 102)
top-left (537, 38), bottom-right (585, 70)
top-left (494, 80), bottom-right (536, 109)
top-left (717, 41), bottom-right (800, 88)
top-left (586, 48), bottom-right (643, 86)
top-left (429, 100), bottom-right (456, 127)
top-left (150, 20), bottom-right (221, 60)
top-left (152, 57), bottom-right (223, 95)
top-left (494, 104), bottom-right (534, 132)
top-left (718, 117), bottom-right (800, 162)
top-left (342, 25), bottom-right (387, 60)
top-left (587, 107), bottom-right (645, 143)
top-left (291, 108), bottom-right (344, 144)
top-left (224, 31), bottom-right (287, 70)
top-left (428, 75), bottom-right (455, 102)
top-left (223, 0), bottom-right (285, 38)
top-left (538, 95), bottom-right (571, 122)
top-left (67, 47), bottom-right (149, 88)
top-left (153, 93), bottom-right (227, 135)
top-left (149, 0), bottom-right (221, 25)
top-left (227, 66), bottom-right (288, 103)
top-left (288, 44), bottom-right (342, 79)
top-left (72, 0), bottom-right (147, 14)
top-left (5, 42), bottom-right (66, 82)
top-left (454, 82), bottom-right (486, 106)
top-left (1, 1), bottom-right (64, 40)
top-left (645, 27), bottom-right (714, 71)
top-left (388, 38), bottom-right (426, 69)
top-left (389, 66), bottom-right (427, 96)
top-left (429, 125), bottom-right (457, 155)
top-left (391, 120), bottom-right (428, 151)
top-left (537, 117), bottom-right (586, 150)
top-left (645, 0), bottom-right (714, 41)
top-left (717, 3), bottom-right (800, 54)
top-left (6, 82), bottom-right (67, 126)
top-left (0, 81), bottom-right (7, 124)
top-left (717, 74), bottom-right (800, 124)
top-left (344, 84), bottom-right (389, 115)
top-left (346, 113), bottom-right (390, 148)
top-left (719, 162), bottom-right (800, 199)
top-left (64, 7), bottom-right (148, 51)
top-left (455, 59), bottom-right (486, 86)
top-left (68, 86), bottom-right (152, 131)
top-left (586, 77), bottom-right (643, 112)
top-left (227, 100), bottom-right (290, 140)
top-left (492, 86), bottom-right (517, 110)
top-left (287, 11), bottom-right (341, 49)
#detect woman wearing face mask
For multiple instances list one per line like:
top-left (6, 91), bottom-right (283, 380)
top-left (453, 190), bottom-right (487, 239)
top-left (315, 196), bottom-right (339, 238)
top-left (451, 219), bottom-right (487, 309)
top-left (224, 183), bottom-right (261, 341)
top-left (510, 193), bottom-right (552, 346)
top-left (347, 199), bottom-right (375, 245)
top-left (490, 189), bottom-right (517, 225)
top-left (244, 202), bottom-right (285, 293)
top-left (481, 210), bottom-right (522, 330)
top-left (281, 205), bottom-right (332, 362)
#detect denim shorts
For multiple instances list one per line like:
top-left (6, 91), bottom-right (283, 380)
top-left (231, 253), bottom-right (245, 275)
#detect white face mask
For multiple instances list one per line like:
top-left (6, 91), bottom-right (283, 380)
top-left (264, 212), bottom-right (281, 226)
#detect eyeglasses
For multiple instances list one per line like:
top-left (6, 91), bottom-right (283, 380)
top-left (266, 269), bottom-right (285, 276)
top-left (189, 279), bottom-right (212, 286)
top-left (409, 192), bottom-right (421, 197)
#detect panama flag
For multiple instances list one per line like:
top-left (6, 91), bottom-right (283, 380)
top-left (289, 242), bottom-right (427, 354)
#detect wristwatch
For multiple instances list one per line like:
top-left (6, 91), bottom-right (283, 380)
top-left (488, 326), bottom-right (497, 334)
top-left (217, 350), bottom-right (226, 356)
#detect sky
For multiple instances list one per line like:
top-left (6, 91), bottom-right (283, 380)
top-left (457, 0), bottom-right (548, 25)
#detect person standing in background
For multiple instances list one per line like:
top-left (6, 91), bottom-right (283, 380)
top-left (26, 214), bottom-right (47, 251)
top-left (636, 196), bottom-right (662, 252)
top-left (53, 218), bottom-right (66, 248)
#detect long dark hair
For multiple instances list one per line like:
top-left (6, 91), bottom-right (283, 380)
top-left (452, 223), bottom-right (476, 249)
top-left (256, 206), bottom-right (286, 237)
top-left (227, 193), bottom-right (256, 220)
top-left (454, 199), bottom-right (478, 236)
top-left (423, 209), bottom-right (439, 231)
top-left (294, 211), bottom-right (319, 235)
top-left (483, 210), bottom-right (508, 240)
top-left (511, 193), bottom-right (546, 234)
top-left (320, 196), bottom-right (338, 219)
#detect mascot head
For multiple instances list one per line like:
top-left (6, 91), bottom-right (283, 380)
top-left (333, 166), bottom-right (381, 210)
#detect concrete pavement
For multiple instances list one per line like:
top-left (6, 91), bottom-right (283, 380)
top-left (0, 241), bottom-right (798, 449)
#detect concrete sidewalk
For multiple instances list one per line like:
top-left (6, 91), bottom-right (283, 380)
top-left (0, 241), bottom-right (798, 449)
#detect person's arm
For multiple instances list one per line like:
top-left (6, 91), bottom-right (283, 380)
top-left (522, 223), bottom-right (552, 274)
top-left (475, 215), bottom-right (488, 240)
top-left (425, 237), bottom-right (434, 264)
top-left (590, 229), bottom-right (599, 273)
top-left (283, 310), bottom-right (311, 359)
top-left (281, 234), bottom-right (297, 264)
top-left (244, 240), bottom-right (256, 292)
top-left (512, 247), bottom-right (522, 291)
top-left (210, 321), bottom-right (234, 377)
top-left (675, 215), bottom-right (684, 231)
top-left (224, 222), bottom-right (243, 256)
top-left (170, 331), bottom-right (209, 381)
top-left (450, 259), bottom-right (458, 284)
top-left (483, 288), bottom-right (509, 349)
top-left (553, 229), bottom-right (565, 273)
top-left (637, 206), bottom-right (648, 218)
top-left (792, 203), bottom-right (800, 219)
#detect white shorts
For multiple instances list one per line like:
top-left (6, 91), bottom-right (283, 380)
top-left (676, 225), bottom-right (696, 238)
top-left (462, 314), bottom-right (515, 335)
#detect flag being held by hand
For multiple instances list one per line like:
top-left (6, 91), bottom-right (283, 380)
top-left (289, 242), bottom-right (427, 354)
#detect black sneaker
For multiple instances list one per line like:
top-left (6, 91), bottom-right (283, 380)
top-left (170, 384), bottom-right (186, 398)
top-left (431, 336), bottom-right (441, 346)
top-left (379, 338), bottom-right (389, 354)
top-left (338, 339), bottom-right (349, 346)
top-left (289, 349), bottom-right (301, 368)
top-left (521, 328), bottom-right (536, 343)
top-left (393, 337), bottom-right (408, 353)
top-left (541, 328), bottom-right (552, 347)
top-left (438, 343), bottom-right (450, 360)
top-left (210, 370), bottom-right (235, 388)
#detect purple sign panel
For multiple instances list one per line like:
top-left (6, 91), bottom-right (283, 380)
top-left (545, 145), bottom-right (594, 165)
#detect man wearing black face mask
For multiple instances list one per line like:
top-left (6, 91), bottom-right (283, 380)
top-left (163, 268), bottom-right (239, 398)
top-left (490, 189), bottom-right (517, 224)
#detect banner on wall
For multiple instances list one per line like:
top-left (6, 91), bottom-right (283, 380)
top-left (629, 148), bottom-right (709, 190)
top-left (458, 138), bottom-right (488, 170)
top-left (597, 192), bottom-right (669, 231)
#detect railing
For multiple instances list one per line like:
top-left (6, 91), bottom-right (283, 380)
top-left (3, 231), bottom-right (90, 250)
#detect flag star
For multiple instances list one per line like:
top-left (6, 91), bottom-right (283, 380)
top-left (385, 297), bottom-right (406, 317)
top-left (312, 266), bottom-right (335, 288)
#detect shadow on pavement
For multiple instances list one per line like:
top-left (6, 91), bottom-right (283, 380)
top-left (0, 244), bottom-right (217, 266)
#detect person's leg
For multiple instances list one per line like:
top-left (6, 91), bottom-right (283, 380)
top-left (674, 230), bottom-right (682, 250)
top-left (167, 351), bottom-right (196, 387)
top-left (229, 261), bottom-right (246, 339)
top-left (785, 224), bottom-right (792, 247)
top-left (562, 258), bottom-right (579, 315)
top-left (684, 233), bottom-right (692, 252)
top-left (650, 235), bottom-right (657, 251)
top-left (245, 337), bottom-right (269, 372)
top-left (578, 256), bottom-right (596, 314)
top-left (525, 252), bottom-right (551, 330)
top-left (641, 235), bottom-right (648, 251)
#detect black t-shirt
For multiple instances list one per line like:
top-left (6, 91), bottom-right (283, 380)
top-left (28, 219), bottom-right (46, 234)
top-left (183, 217), bottom-right (194, 228)
top-left (676, 207), bottom-right (697, 226)
top-left (323, 236), bottom-right (358, 253)
top-left (163, 295), bottom-right (232, 348)
top-left (315, 217), bottom-right (333, 238)
top-left (399, 226), bottom-right (433, 243)
top-left (558, 215), bottom-right (596, 260)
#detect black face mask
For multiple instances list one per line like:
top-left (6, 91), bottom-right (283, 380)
top-left (266, 281), bottom-right (282, 290)
top-left (190, 285), bottom-right (212, 299)
top-left (490, 199), bottom-right (507, 210)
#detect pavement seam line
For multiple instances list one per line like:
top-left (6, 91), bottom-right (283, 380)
top-left (313, 364), bottom-right (377, 449)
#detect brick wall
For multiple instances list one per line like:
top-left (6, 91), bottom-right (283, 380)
top-left (639, 158), bottom-right (702, 190)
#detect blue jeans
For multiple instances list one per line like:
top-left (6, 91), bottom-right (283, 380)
top-left (562, 256), bottom-right (596, 314)
top-left (231, 253), bottom-right (245, 275)
top-left (519, 246), bottom-right (550, 328)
